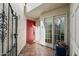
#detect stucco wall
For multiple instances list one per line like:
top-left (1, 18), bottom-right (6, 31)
top-left (11, 3), bottom-right (26, 55)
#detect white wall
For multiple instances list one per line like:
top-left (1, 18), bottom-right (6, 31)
top-left (70, 3), bottom-right (79, 56)
top-left (35, 18), bottom-right (46, 45)
top-left (11, 3), bottom-right (26, 55)
top-left (36, 5), bottom-right (69, 47)
top-left (35, 20), bottom-right (40, 43)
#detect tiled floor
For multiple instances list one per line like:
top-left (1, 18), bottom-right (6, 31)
top-left (19, 43), bottom-right (54, 56)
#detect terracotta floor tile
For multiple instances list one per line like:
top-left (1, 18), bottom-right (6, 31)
top-left (19, 43), bottom-right (55, 56)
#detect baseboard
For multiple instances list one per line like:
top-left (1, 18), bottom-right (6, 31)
top-left (36, 42), bottom-right (53, 49)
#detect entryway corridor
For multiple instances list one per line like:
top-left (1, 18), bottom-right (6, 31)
top-left (19, 43), bottom-right (54, 56)
top-left (0, 3), bottom-right (79, 56)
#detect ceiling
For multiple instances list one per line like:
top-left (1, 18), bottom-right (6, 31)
top-left (26, 3), bottom-right (69, 19)
top-left (27, 3), bottom-right (42, 12)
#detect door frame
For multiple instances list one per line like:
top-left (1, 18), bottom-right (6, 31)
top-left (53, 13), bottom-right (68, 46)
top-left (43, 16), bottom-right (54, 48)
top-left (43, 13), bottom-right (68, 48)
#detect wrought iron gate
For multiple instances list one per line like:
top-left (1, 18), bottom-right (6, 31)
top-left (0, 3), bottom-right (18, 56)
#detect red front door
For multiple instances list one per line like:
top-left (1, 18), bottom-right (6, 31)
top-left (26, 19), bottom-right (36, 44)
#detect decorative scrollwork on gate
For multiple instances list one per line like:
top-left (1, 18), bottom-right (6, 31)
top-left (0, 3), bottom-right (18, 56)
